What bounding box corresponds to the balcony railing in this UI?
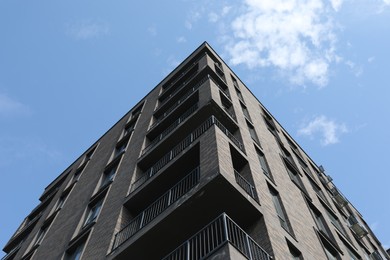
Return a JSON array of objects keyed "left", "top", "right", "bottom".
[
  {"left": 161, "top": 52, "right": 207, "bottom": 95},
  {"left": 162, "top": 213, "right": 272, "bottom": 260},
  {"left": 112, "top": 168, "right": 200, "bottom": 251},
  {"left": 234, "top": 170, "right": 258, "bottom": 203},
  {"left": 132, "top": 116, "right": 244, "bottom": 193},
  {"left": 141, "top": 103, "right": 198, "bottom": 156},
  {"left": 151, "top": 75, "right": 208, "bottom": 130},
  {"left": 159, "top": 64, "right": 199, "bottom": 107},
  {"left": 214, "top": 118, "right": 244, "bottom": 152},
  {"left": 209, "top": 74, "right": 230, "bottom": 99}
]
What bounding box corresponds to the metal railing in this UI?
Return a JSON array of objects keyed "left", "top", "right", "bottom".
[
  {"left": 132, "top": 117, "right": 214, "bottom": 192},
  {"left": 112, "top": 168, "right": 200, "bottom": 251},
  {"left": 151, "top": 75, "right": 208, "bottom": 129},
  {"left": 209, "top": 74, "right": 230, "bottom": 99},
  {"left": 132, "top": 116, "right": 244, "bottom": 193},
  {"left": 162, "top": 213, "right": 272, "bottom": 260},
  {"left": 159, "top": 65, "right": 199, "bottom": 107},
  {"left": 161, "top": 52, "right": 207, "bottom": 95},
  {"left": 234, "top": 170, "right": 258, "bottom": 202},
  {"left": 141, "top": 103, "right": 198, "bottom": 156},
  {"left": 214, "top": 118, "right": 244, "bottom": 152}
]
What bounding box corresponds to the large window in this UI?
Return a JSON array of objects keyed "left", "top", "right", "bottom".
[
  {"left": 256, "top": 148, "right": 273, "bottom": 179},
  {"left": 246, "top": 120, "right": 260, "bottom": 145},
  {"left": 287, "top": 240, "right": 303, "bottom": 260},
  {"left": 240, "top": 102, "right": 252, "bottom": 121},
  {"left": 325, "top": 209, "right": 349, "bottom": 239},
  {"left": 83, "top": 199, "right": 103, "bottom": 227},
  {"left": 34, "top": 227, "right": 47, "bottom": 247},
  {"left": 269, "top": 185, "right": 293, "bottom": 234},
  {"left": 65, "top": 240, "right": 86, "bottom": 260}
]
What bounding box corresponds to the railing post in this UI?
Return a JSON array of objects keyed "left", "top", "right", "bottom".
[
  {"left": 246, "top": 234, "right": 253, "bottom": 260},
  {"left": 186, "top": 240, "right": 191, "bottom": 260},
  {"left": 222, "top": 213, "right": 229, "bottom": 242},
  {"left": 139, "top": 212, "right": 145, "bottom": 229},
  {"left": 112, "top": 233, "right": 118, "bottom": 251},
  {"left": 168, "top": 189, "right": 172, "bottom": 206}
]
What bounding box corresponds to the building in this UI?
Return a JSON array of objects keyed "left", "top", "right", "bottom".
[{"left": 2, "top": 42, "right": 389, "bottom": 260}]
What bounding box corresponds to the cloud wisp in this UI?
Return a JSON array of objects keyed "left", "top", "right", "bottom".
[
  {"left": 298, "top": 115, "right": 348, "bottom": 146},
  {"left": 0, "top": 93, "right": 30, "bottom": 117},
  {"left": 66, "top": 20, "right": 109, "bottom": 40},
  {"left": 219, "top": 0, "right": 342, "bottom": 87}
]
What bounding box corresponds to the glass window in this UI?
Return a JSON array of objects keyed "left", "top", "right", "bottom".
[
  {"left": 84, "top": 200, "right": 103, "bottom": 227},
  {"left": 269, "top": 186, "right": 291, "bottom": 233},
  {"left": 240, "top": 102, "right": 251, "bottom": 121},
  {"left": 324, "top": 247, "right": 338, "bottom": 260},
  {"left": 100, "top": 165, "right": 117, "bottom": 189},
  {"left": 34, "top": 226, "right": 47, "bottom": 246},
  {"left": 247, "top": 121, "right": 260, "bottom": 145},
  {"left": 66, "top": 241, "right": 85, "bottom": 260},
  {"left": 256, "top": 148, "right": 272, "bottom": 179}
]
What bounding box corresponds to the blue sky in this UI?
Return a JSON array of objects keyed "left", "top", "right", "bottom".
[{"left": 1, "top": 0, "right": 389, "bottom": 256}]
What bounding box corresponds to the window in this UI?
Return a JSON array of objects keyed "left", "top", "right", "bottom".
[
  {"left": 235, "top": 87, "right": 245, "bottom": 102},
  {"left": 325, "top": 209, "right": 349, "bottom": 238},
  {"left": 285, "top": 163, "right": 308, "bottom": 195},
  {"left": 112, "top": 138, "right": 128, "bottom": 159},
  {"left": 246, "top": 121, "right": 260, "bottom": 145},
  {"left": 287, "top": 240, "right": 303, "bottom": 260},
  {"left": 123, "top": 121, "right": 135, "bottom": 138},
  {"left": 83, "top": 199, "right": 103, "bottom": 227},
  {"left": 131, "top": 103, "right": 143, "bottom": 118},
  {"left": 240, "top": 102, "right": 252, "bottom": 121},
  {"left": 72, "top": 165, "right": 85, "bottom": 183},
  {"left": 99, "top": 164, "right": 117, "bottom": 189},
  {"left": 295, "top": 153, "right": 316, "bottom": 180},
  {"left": 324, "top": 246, "right": 339, "bottom": 260},
  {"left": 269, "top": 185, "right": 292, "bottom": 233},
  {"left": 256, "top": 148, "right": 273, "bottom": 179},
  {"left": 54, "top": 191, "right": 70, "bottom": 211},
  {"left": 309, "top": 178, "right": 331, "bottom": 206},
  {"left": 220, "top": 91, "right": 235, "bottom": 119},
  {"left": 231, "top": 74, "right": 239, "bottom": 88},
  {"left": 65, "top": 240, "right": 85, "bottom": 260},
  {"left": 34, "top": 226, "right": 47, "bottom": 246}
]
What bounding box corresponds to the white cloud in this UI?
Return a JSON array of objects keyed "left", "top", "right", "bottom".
[
  {"left": 298, "top": 115, "right": 348, "bottom": 146},
  {"left": 0, "top": 93, "right": 30, "bottom": 117},
  {"left": 383, "top": 0, "right": 390, "bottom": 5},
  {"left": 208, "top": 12, "right": 219, "bottom": 23},
  {"left": 185, "top": 10, "right": 202, "bottom": 30},
  {"left": 177, "top": 36, "right": 187, "bottom": 43},
  {"left": 66, "top": 20, "right": 109, "bottom": 40},
  {"left": 221, "top": 0, "right": 341, "bottom": 87},
  {"left": 330, "top": 0, "right": 343, "bottom": 11},
  {"left": 148, "top": 25, "right": 157, "bottom": 37},
  {"left": 345, "top": 60, "right": 363, "bottom": 77}
]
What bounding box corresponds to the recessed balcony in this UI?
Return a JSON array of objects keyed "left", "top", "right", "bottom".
[{"left": 109, "top": 170, "right": 263, "bottom": 260}]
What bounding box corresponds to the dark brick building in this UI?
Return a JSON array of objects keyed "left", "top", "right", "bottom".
[{"left": 2, "top": 42, "right": 389, "bottom": 260}]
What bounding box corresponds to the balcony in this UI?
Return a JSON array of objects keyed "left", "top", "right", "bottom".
[
  {"left": 153, "top": 75, "right": 208, "bottom": 126},
  {"left": 159, "top": 63, "right": 199, "bottom": 107},
  {"left": 234, "top": 170, "right": 258, "bottom": 203},
  {"left": 160, "top": 52, "right": 207, "bottom": 98},
  {"left": 113, "top": 168, "right": 200, "bottom": 251},
  {"left": 330, "top": 187, "right": 348, "bottom": 208},
  {"left": 109, "top": 169, "right": 263, "bottom": 260},
  {"left": 348, "top": 215, "right": 368, "bottom": 238},
  {"left": 162, "top": 213, "right": 272, "bottom": 260},
  {"left": 134, "top": 116, "right": 244, "bottom": 193},
  {"left": 141, "top": 103, "right": 198, "bottom": 157}
]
